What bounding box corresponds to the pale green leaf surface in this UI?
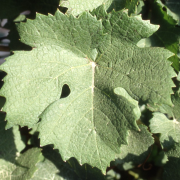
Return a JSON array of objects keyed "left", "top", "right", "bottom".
[
  {"left": 0, "top": 8, "right": 175, "bottom": 172},
  {"left": 60, "top": 0, "right": 140, "bottom": 16},
  {"left": 60, "top": 0, "right": 108, "bottom": 15},
  {"left": 163, "top": 143, "right": 180, "bottom": 180},
  {"left": 11, "top": 148, "right": 43, "bottom": 180},
  {"left": 150, "top": 93, "right": 180, "bottom": 148},
  {"left": 114, "top": 87, "right": 141, "bottom": 120},
  {"left": 113, "top": 125, "right": 154, "bottom": 168},
  {"left": 0, "top": 113, "right": 25, "bottom": 180},
  {"left": 106, "top": 169, "right": 120, "bottom": 179},
  {"left": 150, "top": 112, "right": 180, "bottom": 149}
]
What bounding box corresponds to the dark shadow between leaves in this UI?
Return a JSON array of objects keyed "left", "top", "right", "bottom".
[
  {"left": 111, "top": 147, "right": 152, "bottom": 171},
  {"left": 0, "top": 112, "right": 20, "bottom": 164},
  {"left": 0, "top": 0, "right": 62, "bottom": 20},
  {"left": 42, "top": 145, "right": 106, "bottom": 180},
  {"left": 163, "top": 156, "right": 180, "bottom": 179},
  {"left": 162, "top": 136, "right": 177, "bottom": 151}
]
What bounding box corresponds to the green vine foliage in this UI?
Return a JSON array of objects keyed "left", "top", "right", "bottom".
[{"left": 0, "top": 0, "right": 180, "bottom": 179}]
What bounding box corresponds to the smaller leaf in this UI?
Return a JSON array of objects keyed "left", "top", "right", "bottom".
[
  {"left": 157, "top": 0, "right": 180, "bottom": 26},
  {"left": 0, "top": 112, "right": 25, "bottom": 179},
  {"left": 137, "top": 0, "right": 180, "bottom": 71},
  {"left": 12, "top": 148, "right": 43, "bottom": 180},
  {"left": 150, "top": 93, "right": 180, "bottom": 149},
  {"left": 60, "top": 0, "right": 108, "bottom": 15},
  {"left": 113, "top": 124, "right": 154, "bottom": 169},
  {"left": 61, "top": 0, "right": 140, "bottom": 16},
  {"left": 125, "top": 0, "right": 139, "bottom": 15},
  {"left": 163, "top": 142, "right": 180, "bottom": 180}
]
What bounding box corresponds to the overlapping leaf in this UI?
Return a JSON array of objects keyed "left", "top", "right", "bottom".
[
  {"left": 157, "top": 0, "right": 180, "bottom": 26},
  {"left": 0, "top": 113, "right": 25, "bottom": 179},
  {"left": 11, "top": 148, "right": 43, "bottom": 180},
  {"left": 137, "top": 0, "right": 180, "bottom": 71},
  {"left": 150, "top": 93, "right": 180, "bottom": 149},
  {"left": 60, "top": 0, "right": 140, "bottom": 15},
  {"left": 113, "top": 124, "right": 154, "bottom": 169},
  {"left": 0, "top": 6, "right": 175, "bottom": 172},
  {"left": 60, "top": 0, "right": 108, "bottom": 15},
  {"left": 163, "top": 142, "right": 180, "bottom": 180}
]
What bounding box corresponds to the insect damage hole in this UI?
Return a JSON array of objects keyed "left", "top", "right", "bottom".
[{"left": 60, "top": 84, "right": 71, "bottom": 98}]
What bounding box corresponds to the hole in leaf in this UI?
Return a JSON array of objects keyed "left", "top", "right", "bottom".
[
  {"left": 162, "top": 7, "right": 167, "bottom": 12},
  {"left": 60, "top": 84, "right": 70, "bottom": 98}
]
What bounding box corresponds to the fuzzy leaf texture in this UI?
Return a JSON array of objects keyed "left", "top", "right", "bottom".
[{"left": 0, "top": 7, "right": 175, "bottom": 172}]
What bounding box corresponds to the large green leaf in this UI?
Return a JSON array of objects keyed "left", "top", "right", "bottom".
[
  {"left": 0, "top": 7, "right": 175, "bottom": 172},
  {"left": 150, "top": 93, "right": 180, "bottom": 149},
  {"left": 163, "top": 142, "right": 180, "bottom": 180}
]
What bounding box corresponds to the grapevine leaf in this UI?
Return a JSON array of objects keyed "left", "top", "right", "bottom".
[
  {"left": 112, "top": 125, "right": 154, "bottom": 169},
  {"left": 0, "top": 8, "right": 175, "bottom": 172},
  {"left": 163, "top": 143, "right": 180, "bottom": 180},
  {"left": 150, "top": 93, "right": 180, "bottom": 149},
  {"left": 0, "top": 0, "right": 61, "bottom": 19},
  {"left": 137, "top": 0, "right": 180, "bottom": 71},
  {"left": 157, "top": 0, "right": 180, "bottom": 26},
  {"left": 11, "top": 148, "right": 43, "bottom": 180},
  {"left": 0, "top": 112, "right": 25, "bottom": 179}
]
